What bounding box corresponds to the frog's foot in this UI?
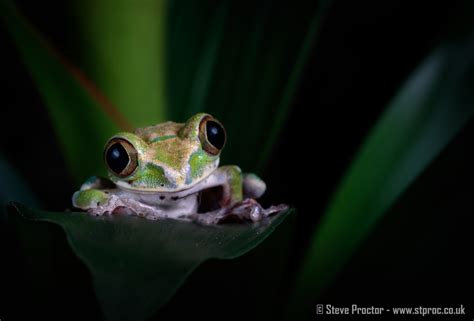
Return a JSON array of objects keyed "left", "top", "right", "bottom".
[
  {"left": 81, "top": 193, "right": 191, "bottom": 220},
  {"left": 190, "top": 199, "right": 288, "bottom": 225},
  {"left": 90, "top": 195, "right": 169, "bottom": 219},
  {"left": 74, "top": 189, "right": 195, "bottom": 220}
]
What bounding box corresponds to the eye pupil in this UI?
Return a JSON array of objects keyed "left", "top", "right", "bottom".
[
  {"left": 106, "top": 142, "right": 130, "bottom": 175},
  {"left": 206, "top": 120, "right": 225, "bottom": 150}
]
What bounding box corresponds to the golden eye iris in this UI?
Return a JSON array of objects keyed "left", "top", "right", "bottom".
[
  {"left": 104, "top": 138, "right": 138, "bottom": 177},
  {"left": 199, "top": 116, "right": 226, "bottom": 155}
]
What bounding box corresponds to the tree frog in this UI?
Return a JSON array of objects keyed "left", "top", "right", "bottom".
[{"left": 72, "top": 113, "right": 285, "bottom": 224}]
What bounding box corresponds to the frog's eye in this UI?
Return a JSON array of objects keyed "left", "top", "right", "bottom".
[
  {"left": 104, "top": 138, "right": 138, "bottom": 177},
  {"left": 199, "top": 116, "right": 226, "bottom": 155}
]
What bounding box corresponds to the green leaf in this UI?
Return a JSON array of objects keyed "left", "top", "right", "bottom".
[
  {"left": 167, "top": 0, "right": 329, "bottom": 172},
  {"left": 3, "top": 0, "right": 326, "bottom": 183},
  {"left": 73, "top": 0, "right": 167, "bottom": 127},
  {"left": 289, "top": 33, "right": 474, "bottom": 317},
  {"left": 9, "top": 203, "right": 292, "bottom": 321},
  {"left": 0, "top": 156, "right": 38, "bottom": 208},
  {"left": 0, "top": 1, "right": 131, "bottom": 182}
]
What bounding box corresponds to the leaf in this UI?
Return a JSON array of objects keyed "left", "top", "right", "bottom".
[
  {"left": 289, "top": 32, "right": 474, "bottom": 317},
  {"left": 73, "top": 0, "right": 167, "bottom": 127},
  {"left": 0, "top": 156, "right": 38, "bottom": 208},
  {"left": 166, "top": 0, "right": 329, "bottom": 172},
  {"left": 3, "top": 0, "right": 327, "bottom": 182},
  {"left": 8, "top": 203, "right": 292, "bottom": 321},
  {"left": 0, "top": 1, "right": 131, "bottom": 182}
]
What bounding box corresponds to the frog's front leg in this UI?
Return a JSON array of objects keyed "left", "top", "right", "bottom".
[
  {"left": 210, "top": 166, "right": 266, "bottom": 205},
  {"left": 73, "top": 176, "right": 193, "bottom": 219},
  {"left": 213, "top": 165, "right": 243, "bottom": 207},
  {"left": 192, "top": 166, "right": 270, "bottom": 224},
  {"left": 72, "top": 176, "right": 113, "bottom": 210},
  {"left": 73, "top": 176, "right": 151, "bottom": 217}
]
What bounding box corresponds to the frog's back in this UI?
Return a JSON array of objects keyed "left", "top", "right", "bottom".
[{"left": 134, "top": 121, "right": 183, "bottom": 144}]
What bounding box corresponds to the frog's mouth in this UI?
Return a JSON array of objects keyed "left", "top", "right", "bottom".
[
  {"left": 115, "top": 176, "right": 227, "bottom": 213},
  {"left": 114, "top": 172, "right": 224, "bottom": 200}
]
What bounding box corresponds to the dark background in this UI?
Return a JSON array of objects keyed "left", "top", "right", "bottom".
[{"left": 1, "top": 0, "right": 473, "bottom": 320}]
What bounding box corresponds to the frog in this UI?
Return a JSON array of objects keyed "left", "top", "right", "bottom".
[{"left": 72, "top": 113, "right": 286, "bottom": 224}]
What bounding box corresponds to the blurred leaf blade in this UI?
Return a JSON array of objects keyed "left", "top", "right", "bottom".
[
  {"left": 74, "top": 0, "right": 167, "bottom": 127},
  {"left": 257, "top": 0, "right": 330, "bottom": 171},
  {"left": 166, "top": 0, "right": 224, "bottom": 122},
  {"left": 185, "top": 0, "right": 229, "bottom": 117},
  {"left": 9, "top": 203, "right": 292, "bottom": 321},
  {"left": 0, "top": 1, "right": 130, "bottom": 182},
  {"left": 167, "top": 0, "right": 328, "bottom": 172},
  {"left": 290, "top": 33, "right": 474, "bottom": 316}
]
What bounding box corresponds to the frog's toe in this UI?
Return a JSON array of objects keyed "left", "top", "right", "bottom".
[
  {"left": 243, "top": 173, "right": 266, "bottom": 199},
  {"left": 72, "top": 189, "right": 110, "bottom": 210}
]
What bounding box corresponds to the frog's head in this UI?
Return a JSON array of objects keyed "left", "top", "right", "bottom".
[{"left": 103, "top": 113, "right": 226, "bottom": 193}]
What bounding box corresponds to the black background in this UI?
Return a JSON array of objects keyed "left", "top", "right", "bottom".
[{"left": 1, "top": 0, "right": 473, "bottom": 320}]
